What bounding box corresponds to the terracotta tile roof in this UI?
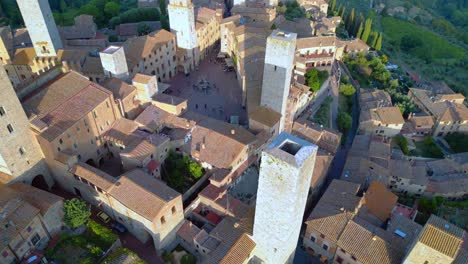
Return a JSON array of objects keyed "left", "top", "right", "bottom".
[
  {"left": 362, "top": 181, "right": 398, "bottom": 222},
  {"left": 359, "top": 89, "right": 392, "bottom": 110},
  {"left": 190, "top": 118, "right": 256, "bottom": 169},
  {"left": 220, "top": 233, "right": 256, "bottom": 264},
  {"left": 418, "top": 215, "right": 464, "bottom": 258},
  {"left": 342, "top": 38, "right": 370, "bottom": 53},
  {"left": 387, "top": 214, "right": 422, "bottom": 248},
  {"left": 135, "top": 105, "right": 195, "bottom": 131},
  {"left": 296, "top": 36, "right": 337, "bottom": 50},
  {"left": 310, "top": 153, "right": 333, "bottom": 189},
  {"left": 0, "top": 186, "right": 41, "bottom": 249},
  {"left": 337, "top": 218, "right": 406, "bottom": 264},
  {"left": 70, "top": 163, "right": 117, "bottom": 191},
  {"left": 104, "top": 118, "right": 142, "bottom": 145},
  {"left": 306, "top": 180, "right": 361, "bottom": 242},
  {"left": 109, "top": 169, "right": 180, "bottom": 220},
  {"left": 373, "top": 107, "right": 404, "bottom": 125},
  {"left": 59, "top": 15, "right": 96, "bottom": 40},
  {"left": 177, "top": 220, "right": 201, "bottom": 246},
  {"left": 81, "top": 56, "right": 103, "bottom": 74},
  {"left": 248, "top": 106, "right": 281, "bottom": 127},
  {"left": 426, "top": 177, "right": 468, "bottom": 195},
  {"left": 9, "top": 183, "right": 63, "bottom": 215},
  {"left": 132, "top": 73, "right": 153, "bottom": 84},
  {"left": 123, "top": 29, "right": 175, "bottom": 68},
  {"left": 121, "top": 134, "right": 170, "bottom": 162},
  {"left": 409, "top": 115, "right": 434, "bottom": 127},
  {"left": 22, "top": 71, "right": 113, "bottom": 141},
  {"left": 199, "top": 184, "right": 251, "bottom": 218},
  {"left": 102, "top": 77, "right": 137, "bottom": 100},
  {"left": 292, "top": 119, "right": 342, "bottom": 154}
]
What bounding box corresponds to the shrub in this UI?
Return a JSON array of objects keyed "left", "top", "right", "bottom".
[
  {"left": 86, "top": 220, "right": 118, "bottom": 249},
  {"left": 181, "top": 254, "right": 196, "bottom": 264},
  {"left": 305, "top": 69, "right": 329, "bottom": 92},
  {"left": 337, "top": 111, "right": 352, "bottom": 134},
  {"left": 63, "top": 198, "right": 91, "bottom": 229},
  {"left": 313, "top": 96, "right": 332, "bottom": 126},
  {"left": 339, "top": 83, "right": 356, "bottom": 96}
]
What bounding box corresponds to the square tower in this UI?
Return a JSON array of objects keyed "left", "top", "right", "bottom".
[
  {"left": 168, "top": 0, "right": 198, "bottom": 50},
  {"left": 16, "top": 0, "right": 63, "bottom": 57},
  {"left": 253, "top": 132, "right": 318, "bottom": 263},
  {"left": 100, "top": 46, "right": 129, "bottom": 81},
  {"left": 260, "top": 30, "right": 297, "bottom": 132},
  {"left": 0, "top": 65, "right": 51, "bottom": 187}
]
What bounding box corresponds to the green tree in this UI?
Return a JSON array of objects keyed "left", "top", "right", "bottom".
[
  {"left": 337, "top": 111, "right": 352, "bottom": 133},
  {"left": 161, "top": 13, "right": 170, "bottom": 30},
  {"left": 361, "top": 18, "right": 372, "bottom": 43},
  {"left": 160, "top": 0, "right": 167, "bottom": 15},
  {"left": 395, "top": 135, "right": 409, "bottom": 155},
  {"left": 330, "top": 0, "right": 337, "bottom": 13},
  {"left": 104, "top": 1, "right": 120, "bottom": 18},
  {"left": 356, "top": 22, "right": 363, "bottom": 38},
  {"left": 400, "top": 34, "right": 423, "bottom": 52},
  {"left": 339, "top": 83, "right": 356, "bottom": 96},
  {"left": 137, "top": 22, "right": 152, "bottom": 36},
  {"left": 60, "top": 0, "right": 67, "bottom": 12},
  {"left": 305, "top": 69, "right": 328, "bottom": 92},
  {"left": 79, "top": 3, "right": 100, "bottom": 20},
  {"left": 347, "top": 8, "right": 355, "bottom": 32},
  {"left": 375, "top": 33, "right": 382, "bottom": 51},
  {"left": 380, "top": 54, "right": 388, "bottom": 64},
  {"left": 63, "top": 198, "right": 91, "bottom": 229},
  {"left": 369, "top": 31, "right": 378, "bottom": 48}
]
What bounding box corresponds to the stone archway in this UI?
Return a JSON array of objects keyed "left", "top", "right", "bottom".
[{"left": 32, "top": 174, "right": 49, "bottom": 190}]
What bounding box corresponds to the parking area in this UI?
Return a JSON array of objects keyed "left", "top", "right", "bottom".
[{"left": 167, "top": 53, "right": 247, "bottom": 125}]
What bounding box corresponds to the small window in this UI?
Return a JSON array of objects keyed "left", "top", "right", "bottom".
[
  {"left": 19, "top": 147, "right": 25, "bottom": 156},
  {"left": 171, "top": 206, "right": 176, "bottom": 214},
  {"left": 161, "top": 216, "right": 166, "bottom": 224},
  {"left": 351, "top": 256, "right": 357, "bottom": 261},
  {"left": 30, "top": 233, "right": 41, "bottom": 245},
  {"left": 310, "top": 235, "right": 316, "bottom": 242},
  {"left": 59, "top": 138, "right": 63, "bottom": 144},
  {"left": 93, "top": 111, "right": 98, "bottom": 118},
  {"left": 336, "top": 256, "right": 343, "bottom": 264},
  {"left": 106, "top": 101, "right": 110, "bottom": 108},
  {"left": 7, "top": 124, "right": 13, "bottom": 133},
  {"left": 0, "top": 106, "right": 5, "bottom": 116},
  {"left": 322, "top": 244, "right": 329, "bottom": 251}
]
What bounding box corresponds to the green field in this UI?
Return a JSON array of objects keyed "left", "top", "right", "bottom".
[{"left": 381, "top": 17, "right": 466, "bottom": 61}]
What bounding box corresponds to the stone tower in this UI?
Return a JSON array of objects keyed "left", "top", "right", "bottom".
[
  {"left": 260, "top": 30, "right": 297, "bottom": 132},
  {"left": 168, "top": 0, "right": 198, "bottom": 72},
  {"left": 0, "top": 26, "right": 13, "bottom": 65},
  {"left": 99, "top": 46, "right": 129, "bottom": 80},
  {"left": 16, "top": 0, "right": 63, "bottom": 57},
  {"left": 253, "top": 132, "right": 317, "bottom": 263},
  {"left": 0, "top": 64, "right": 52, "bottom": 187}
]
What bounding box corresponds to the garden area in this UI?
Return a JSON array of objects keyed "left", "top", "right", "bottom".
[
  {"left": 343, "top": 53, "right": 419, "bottom": 118},
  {"left": 162, "top": 245, "right": 196, "bottom": 264},
  {"left": 161, "top": 151, "right": 204, "bottom": 193},
  {"left": 46, "top": 220, "right": 118, "bottom": 264},
  {"left": 101, "top": 247, "right": 146, "bottom": 264},
  {"left": 409, "top": 136, "right": 444, "bottom": 159},
  {"left": 311, "top": 96, "right": 332, "bottom": 127},
  {"left": 445, "top": 132, "right": 468, "bottom": 153},
  {"left": 304, "top": 69, "right": 329, "bottom": 92},
  {"left": 398, "top": 194, "right": 468, "bottom": 227},
  {"left": 337, "top": 77, "right": 355, "bottom": 139}
]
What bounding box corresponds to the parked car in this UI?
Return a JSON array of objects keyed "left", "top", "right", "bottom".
[
  {"left": 111, "top": 222, "right": 127, "bottom": 233},
  {"left": 97, "top": 211, "right": 111, "bottom": 224}
]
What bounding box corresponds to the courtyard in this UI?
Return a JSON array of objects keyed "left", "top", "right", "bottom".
[{"left": 167, "top": 52, "right": 247, "bottom": 125}]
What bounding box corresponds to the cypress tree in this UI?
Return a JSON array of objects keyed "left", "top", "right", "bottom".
[
  {"left": 347, "top": 8, "right": 355, "bottom": 32},
  {"left": 331, "top": 0, "right": 337, "bottom": 13},
  {"left": 361, "top": 18, "right": 372, "bottom": 43},
  {"left": 375, "top": 32, "right": 383, "bottom": 51},
  {"left": 340, "top": 6, "right": 346, "bottom": 18},
  {"left": 356, "top": 22, "right": 363, "bottom": 38}
]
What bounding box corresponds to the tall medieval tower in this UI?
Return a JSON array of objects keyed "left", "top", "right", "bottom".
[
  {"left": 0, "top": 64, "right": 52, "bottom": 187},
  {"left": 260, "top": 30, "right": 297, "bottom": 132},
  {"left": 253, "top": 132, "right": 317, "bottom": 263},
  {"left": 168, "top": 0, "right": 199, "bottom": 72},
  {"left": 16, "top": 0, "right": 63, "bottom": 57}
]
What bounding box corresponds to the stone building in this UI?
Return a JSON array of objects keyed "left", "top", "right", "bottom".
[
  {"left": 0, "top": 26, "right": 13, "bottom": 65},
  {"left": 0, "top": 64, "right": 51, "bottom": 187},
  {"left": 123, "top": 30, "right": 178, "bottom": 81},
  {"left": 69, "top": 165, "right": 184, "bottom": 250},
  {"left": 295, "top": 36, "right": 340, "bottom": 75},
  {"left": 260, "top": 30, "right": 297, "bottom": 132},
  {"left": 102, "top": 77, "right": 141, "bottom": 120},
  {"left": 0, "top": 183, "right": 63, "bottom": 264},
  {"left": 409, "top": 88, "right": 468, "bottom": 136},
  {"left": 16, "top": 0, "right": 63, "bottom": 57},
  {"left": 22, "top": 71, "right": 121, "bottom": 182},
  {"left": 253, "top": 132, "right": 318, "bottom": 263},
  {"left": 403, "top": 215, "right": 465, "bottom": 264},
  {"left": 358, "top": 106, "right": 405, "bottom": 137},
  {"left": 168, "top": 0, "right": 199, "bottom": 73}
]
